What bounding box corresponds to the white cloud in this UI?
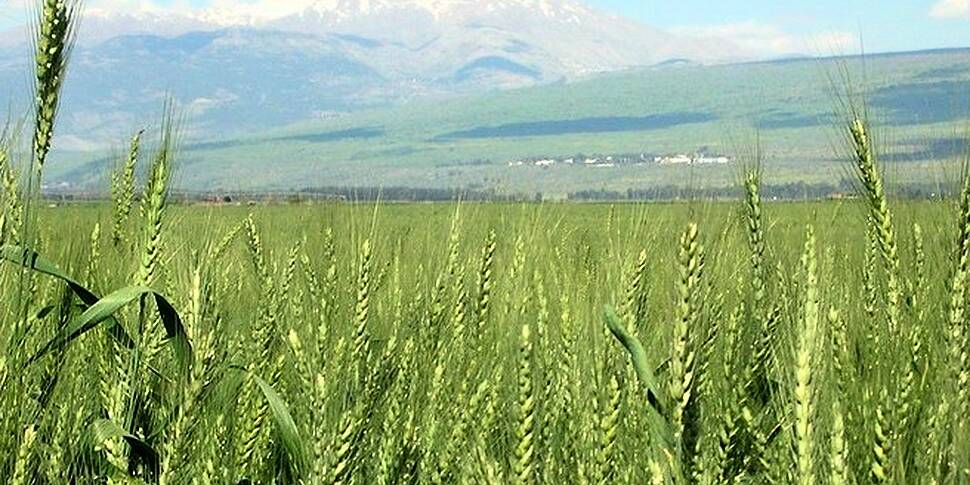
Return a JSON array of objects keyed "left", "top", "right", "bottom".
[
  {"left": 930, "top": 0, "right": 970, "bottom": 19},
  {"left": 672, "top": 21, "right": 861, "bottom": 57},
  {"left": 198, "top": 0, "right": 322, "bottom": 20},
  {"left": 672, "top": 22, "right": 795, "bottom": 55},
  {"left": 806, "top": 31, "right": 863, "bottom": 56},
  {"left": 85, "top": 0, "right": 318, "bottom": 22}
]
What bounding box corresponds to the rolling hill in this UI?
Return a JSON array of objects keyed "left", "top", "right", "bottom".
[{"left": 43, "top": 47, "right": 970, "bottom": 196}]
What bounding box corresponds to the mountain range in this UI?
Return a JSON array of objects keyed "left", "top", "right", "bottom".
[
  {"left": 3, "top": 0, "right": 966, "bottom": 196},
  {"left": 37, "top": 46, "right": 970, "bottom": 195},
  {"left": 0, "top": 0, "right": 752, "bottom": 148}
]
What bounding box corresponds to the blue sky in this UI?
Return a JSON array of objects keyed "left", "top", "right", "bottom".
[
  {"left": 590, "top": 0, "right": 970, "bottom": 53},
  {"left": 1, "top": 0, "right": 968, "bottom": 54}
]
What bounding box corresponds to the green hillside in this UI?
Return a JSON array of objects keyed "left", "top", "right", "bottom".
[{"left": 49, "top": 48, "right": 970, "bottom": 196}]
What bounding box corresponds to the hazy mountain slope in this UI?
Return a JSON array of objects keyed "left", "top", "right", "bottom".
[
  {"left": 0, "top": 29, "right": 392, "bottom": 147},
  {"left": 0, "top": 0, "right": 751, "bottom": 148}
]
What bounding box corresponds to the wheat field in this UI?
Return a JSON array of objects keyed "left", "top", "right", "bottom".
[{"left": 1, "top": 1, "right": 969, "bottom": 484}]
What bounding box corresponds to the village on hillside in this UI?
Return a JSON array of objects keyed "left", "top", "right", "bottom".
[{"left": 506, "top": 150, "right": 733, "bottom": 168}]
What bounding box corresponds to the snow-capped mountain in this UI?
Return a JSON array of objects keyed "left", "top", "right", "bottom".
[
  {"left": 65, "top": 0, "right": 750, "bottom": 76},
  {"left": 0, "top": 0, "right": 753, "bottom": 147},
  {"left": 267, "top": 0, "right": 749, "bottom": 77}
]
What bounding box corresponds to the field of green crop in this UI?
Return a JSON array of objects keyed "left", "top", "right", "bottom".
[
  {"left": 5, "top": 170, "right": 970, "bottom": 483},
  {"left": 2, "top": 2, "right": 970, "bottom": 484}
]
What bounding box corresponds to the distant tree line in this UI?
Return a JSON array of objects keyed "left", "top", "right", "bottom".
[
  {"left": 293, "top": 186, "right": 530, "bottom": 202},
  {"left": 568, "top": 180, "right": 954, "bottom": 202},
  {"left": 42, "top": 180, "right": 954, "bottom": 204}
]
